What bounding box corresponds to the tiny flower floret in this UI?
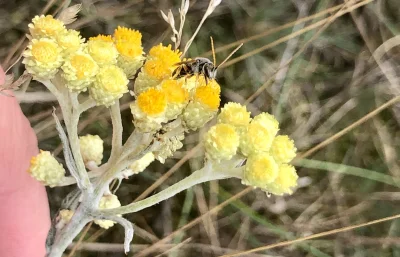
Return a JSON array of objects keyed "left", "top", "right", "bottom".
[
  {"left": 204, "top": 123, "right": 240, "bottom": 161},
  {"left": 270, "top": 135, "right": 297, "bottom": 164},
  {"left": 243, "top": 153, "right": 279, "bottom": 188},
  {"left": 29, "top": 15, "right": 65, "bottom": 38},
  {"left": 28, "top": 150, "right": 65, "bottom": 187},
  {"left": 137, "top": 88, "right": 167, "bottom": 116},
  {"left": 90, "top": 65, "right": 129, "bottom": 107},
  {"left": 79, "top": 134, "right": 104, "bottom": 165}
]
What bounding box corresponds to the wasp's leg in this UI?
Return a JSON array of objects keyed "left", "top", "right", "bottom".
[{"left": 172, "top": 66, "right": 182, "bottom": 79}]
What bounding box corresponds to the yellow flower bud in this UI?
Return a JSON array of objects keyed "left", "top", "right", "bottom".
[
  {"left": 129, "top": 152, "right": 155, "bottom": 174},
  {"left": 264, "top": 164, "right": 298, "bottom": 195},
  {"left": 79, "top": 134, "right": 103, "bottom": 165},
  {"left": 240, "top": 113, "right": 279, "bottom": 156},
  {"left": 218, "top": 102, "right": 251, "bottom": 128},
  {"left": 56, "top": 29, "right": 85, "bottom": 56},
  {"left": 270, "top": 135, "right": 297, "bottom": 164},
  {"left": 243, "top": 153, "right": 279, "bottom": 188},
  {"left": 28, "top": 150, "right": 65, "bottom": 187},
  {"left": 87, "top": 35, "right": 119, "bottom": 66},
  {"left": 28, "top": 15, "right": 66, "bottom": 39},
  {"left": 90, "top": 65, "right": 129, "bottom": 107},
  {"left": 204, "top": 124, "right": 240, "bottom": 161},
  {"left": 22, "top": 38, "right": 63, "bottom": 79},
  {"left": 94, "top": 194, "right": 121, "bottom": 229}
]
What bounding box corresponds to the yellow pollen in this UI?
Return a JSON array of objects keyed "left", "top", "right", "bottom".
[
  {"left": 31, "top": 41, "right": 59, "bottom": 63},
  {"left": 194, "top": 84, "right": 221, "bottom": 109},
  {"left": 90, "top": 34, "right": 113, "bottom": 42},
  {"left": 137, "top": 88, "right": 167, "bottom": 115},
  {"left": 71, "top": 55, "right": 97, "bottom": 79},
  {"left": 114, "top": 26, "right": 142, "bottom": 44},
  {"left": 143, "top": 59, "right": 171, "bottom": 80},
  {"left": 116, "top": 42, "right": 142, "bottom": 58},
  {"left": 161, "top": 79, "right": 188, "bottom": 104}
]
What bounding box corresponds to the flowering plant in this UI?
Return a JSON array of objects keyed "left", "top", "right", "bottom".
[{"left": 20, "top": 1, "right": 298, "bottom": 256}]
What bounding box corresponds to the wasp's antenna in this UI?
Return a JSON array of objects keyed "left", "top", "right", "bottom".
[
  {"left": 216, "top": 43, "right": 243, "bottom": 69},
  {"left": 210, "top": 36, "right": 216, "bottom": 66}
]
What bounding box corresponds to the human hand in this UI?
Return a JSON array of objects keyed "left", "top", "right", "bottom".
[{"left": 0, "top": 65, "right": 50, "bottom": 257}]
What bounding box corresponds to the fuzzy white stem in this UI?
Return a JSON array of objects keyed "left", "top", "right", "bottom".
[
  {"left": 109, "top": 101, "right": 123, "bottom": 163},
  {"left": 101, "top": 164, "right": 243, "bottom": 216}
]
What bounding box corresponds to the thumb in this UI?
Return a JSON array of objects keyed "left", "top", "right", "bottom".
[{"left": 0, "top": 71, "right": 51, "bottom": 257}]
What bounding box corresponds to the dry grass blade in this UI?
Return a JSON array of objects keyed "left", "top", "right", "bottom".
[
  {"left": 134, "top": 188, "right": 252, "bottom": 257},
  {"left": 298, "top": 95, "right": 400, "bottom": 159},
  {"left": 218, "top": 213, "right": 400, "bottom": 257},
  {"left": 221, "top": 0, "right": 374, "bottom": 69}
]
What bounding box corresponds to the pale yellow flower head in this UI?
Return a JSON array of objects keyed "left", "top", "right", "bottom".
[
  {"left": 22, "top": 38, "right": 63, "bottom": 79},
  {"left": 243, "top": 153, "right": 279, "bottom": 188},
  {"left": 204, "top": 123, "right": 240, "bottom": 161},
  {"left": 94, "top": 194, "right": 121, "bottom": 229},
  {"left": 240, "top": 112, "right": 279, "bottom": 156},
  {"left": 134, "top": 44, "right": 181, "bottom": 93},
  {"left": 193, "top": 79, "right": 221, "bottom": 110},
  {"left": 131, "top": 88, "right": 168, "bottom": 132},
  {"left": 264, "top": 164, "right": 298, "bottom": 195},
  {"left": 79, "top": 134, "right": 104, "bottom": 165},
  {"left": 270, "top": 135, "right": 297, "bottom": 164},
  {"left": 129, "top": 152, "right": 155, "bottom": 174},
  {"left": 218, "top": 102, "right": 251, "bottom": 128},
  {"left": 28, "top": 150, "right": 65, "bottom": 187},
  {"left": 161, "top": 79, "right": 189, "bottom": 120},
  {"left": 87, "top": 35, "right": 119, "bottom": 66},
  {"left": 90, "top": 65, "right": 129, "bottom": 107},
  {"left": 56, "top": 29, "right": 85, "bottom": 56},
  {"left": 182, "top": 78, "right": 221, "bottom": 130},
  {"left": 114, "top": 26, "right": 143, "bottom": 58},
  {"left": 29, "top": 15, "right": 66, "bottom": 39},
  {"left": 62, "top": 50, "right": 99, "bottom": 92}
]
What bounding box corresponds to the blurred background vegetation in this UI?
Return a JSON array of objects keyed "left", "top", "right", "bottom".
[{"left": 1, "top": 0, "right": 400, "bottom": 256}]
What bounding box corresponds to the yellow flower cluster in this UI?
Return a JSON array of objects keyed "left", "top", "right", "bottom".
[
  {"left": 23, "top": 15, "right": 144, "bottom": 107},
  {"left": 203, "top": 102, "right": 298, "bottom": 195},
  {"left": 28, "top": 150, "right": 65, "bottom": 187}
]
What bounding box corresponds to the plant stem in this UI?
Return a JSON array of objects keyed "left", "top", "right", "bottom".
[
  {"left": 101, "top": 165, "right": 243, "bottom": 216},
  {"left": 109, "top": 101, "right": 123, "bottom": 163}
]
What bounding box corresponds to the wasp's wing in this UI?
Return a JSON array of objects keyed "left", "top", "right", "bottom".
[{"left": 173, "top": 60, "right": 196, "bottom": 66}]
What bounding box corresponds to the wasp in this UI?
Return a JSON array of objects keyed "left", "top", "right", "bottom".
[{"left": 172, "top": 37, "right": 243, "bottom": 84}]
